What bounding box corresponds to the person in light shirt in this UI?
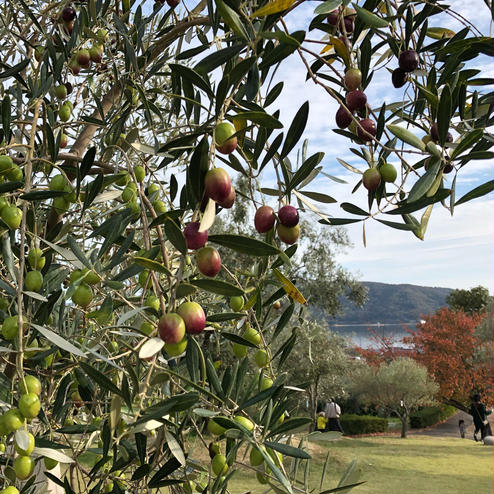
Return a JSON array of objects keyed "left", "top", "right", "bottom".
[{"left": 325, "top": 398, "right": 344, "bottom": 434}]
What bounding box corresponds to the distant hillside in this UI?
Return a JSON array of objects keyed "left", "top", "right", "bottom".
[{"left": 326, "top": 282, "right": 451, "bottom": 330}]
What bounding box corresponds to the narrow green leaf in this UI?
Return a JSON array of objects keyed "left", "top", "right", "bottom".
[
  {"left": 353, "top": 4, "right": 389, "bottom": 28},
  {"left": 451, "top": 129, "right": 483, "bottom": 159},
  {"left": 67, "top": 235, "right": 92, "bottom": 269},
  {"left": 376, "top": 219, "right": 416, "bottom": 230},
  {"left": 407, "top": 159, "right": 440, "bottom": 203},
  {"left": 31, "top": 324, "right": 85, "bottom": 357},
  {"left": 134, "top": 257, "right": 172, "bottom": 276},
  {"left": 232, "top": 111, "right": 283, "bottom": 129},
  {"left": 206, "top": 312, "right": 246, "bottom": 322},
  {"left": 169, "top": 64, "right": 214, "bottom": 98},
  {"left": 2, "top": 96, "right": 11, "bottom": 140},
  {"left": 320, "top": 481, "right": 367, "bottom": 493},
  {"left": 281, "top": 101, "right": 309, "bottom": 158},
  {"left": 0, "top": 181, "right": 23, "bottom": 194},
  {"left": 314, "top": 0, "right": 342, "bottom": 14},
  {"left": 387, "top": 125, "right": 426, "bottom": 151},
  {"left": 455, "top": 180, "right": 494, "bottom": 206},
  {"left": 0, "top": 59, "right": 30, "bottom": 80},
  {"left": 80, "top": 146, "right": 96, "bottom": 181},
  {"left": 340, "top": 203, "right": 369, "bottom": 216},
  {"left": 194, "top": 45, "right": 244, "bottom": 75},
  {"left": 437, "top": 85, "right": 452, "bottom": 145},
  {"left": 288, "top": 153, "right": 324, "bottom": 191},
  {"left": 208, "top": 234, "right": 279, "bottom": 256},
  {"left": 187, "top": 137, "right": 209, "bottom": 204},
  {"left": 385, "top": 189, "right": 451, "bottom": 214},
  {"left": 215, "top": 0, "right": 250, "bottom": 40},
  {"left": 164, "top": 219, "right": 187, "bottom": 255},
  {"left": 20, "top": 190, "right": 66, "bottom": 200},
  {"left": 319, "top": 218, "right": 363, "bottom": 225},
  {"left": 251, "top": 0, "right": 296, "bottom": 18},
  {"left": 298, "top": 190, "right": 337, "bottom": 204},
  {"left": 264, "top": 441, "right": 311, "bottom": 459},
  {"left": 79, "top": 361, "right": 124, "bottom": 398},
  {"left": 268, "top": 417, "right": 313, "bottom": 437},
  {"left": 220, "top": 332, "right": 259, "bottom": 348},
  {"left": 189, "top": 279, "right": 244, "bottom": 296}
]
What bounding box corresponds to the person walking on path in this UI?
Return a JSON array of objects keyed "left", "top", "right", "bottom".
[
  {"left": 325, "top": 398, "right": 344, "bottom": 433},
  {"left": 469, "top": 393, "right": 492, "bottom": 441},
  {"left": 458, "top": 419, "right": 466, "bottom": 439}
]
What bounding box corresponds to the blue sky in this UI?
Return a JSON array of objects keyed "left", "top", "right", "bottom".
[{"left": 173, "top": 0, "right": 493, "bottom": 291}]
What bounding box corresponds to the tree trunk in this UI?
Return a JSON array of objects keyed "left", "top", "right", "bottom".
[
  {"left": 308, "top": 377, "right": 320, "bottom": 431},
  {"left": 400, "top": 413, "right": 408, "bottom": 438}
]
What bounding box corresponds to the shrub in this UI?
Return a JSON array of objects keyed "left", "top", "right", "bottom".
[
  {"left": 340, "top": 414, "right": 388, "bottom": 435},
  {"left": 410, "top": 406, "right": 457, "bottom": 429}
]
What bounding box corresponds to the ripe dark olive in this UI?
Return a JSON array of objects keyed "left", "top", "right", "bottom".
[
  {"left": 343, "top": 16, "right": 354, "bottom": 33},
  {"left": 392, "top": 68, "right": 408, "bottom": 88},
  {"left": 346, "top": 90, "right": 367, "bottom": 112},
  {"left": 430, "top": 123, "right": 453, "bottom": 144},
  {"left": 278, "top": 205, "right": 299, "bottom": 227},
  {"left": 335, "top": 105, "right": 353, "bottom": 129},
  {"left": 443, "top": 163, "right": 454, "bottom": 173},
  {"left": 327, "top": 10, "right": 339, "bottom": 25},
  {"left": 430, "top": 123, "right": 439, "bottom": 142},
  {"left": 398, "top": 50, "right": 419, "bottom": 72},
  {"left": 254, "top": 206, "right": 276, "bottom": 233},
  {"left": 357, "top": 118, "right": 376, "bottom": 142},
  {"left": 61, "top": 6, "right": 76, "bottom": 22},
  {"left": 166, "top": 0, "right": 180, "bottom": 6}
]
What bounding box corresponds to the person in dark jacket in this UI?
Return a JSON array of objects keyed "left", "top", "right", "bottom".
[{"left": 469, "top": 393, "right": 492, "bottom": 441}]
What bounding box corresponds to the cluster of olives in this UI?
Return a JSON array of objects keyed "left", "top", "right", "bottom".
[
  {"left": 0, "top": 156, "right": 23, "bottom": 230},
  {"left": 327, "top": 7, "right": 357, "bottom": 41},
  {"left": 335, "top": 68, "right": 378, "bottom": 145},
  {"left": 0, "top": 375, "right": 45, "bottom": 486},
  {"left": 392, "top": 49, "right": 420, "bottom": 88},
  {"left": 119, "top": 166, "right": 167, "bottom": 217},
  {"left": 254, "top": 204, "right": 300, "bottom": 245}
]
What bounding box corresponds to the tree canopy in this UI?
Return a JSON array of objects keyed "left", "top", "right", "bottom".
[
  {"left": 348, "top": 357, "right": 438, "bottom": 437},
  {"left": 404, "top": 307, "right": 493, "bottom": 408},
  {"left": 446, "top": 286, "right": 492, "bottom": 315}
]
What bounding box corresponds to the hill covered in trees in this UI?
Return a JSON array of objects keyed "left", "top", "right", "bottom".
[{"left": 326, "top": 282, "right": 452, "bottom": 330}]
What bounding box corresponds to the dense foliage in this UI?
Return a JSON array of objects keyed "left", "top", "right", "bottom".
[
  {"left": 348, "top": 358, "right": 438, "bottom": 437},
  {"left": 446, "top": 286, "right": 492, "bottom": 315},
  {"left": 339, "top": 414, "right": 387, "bottom": 435},
  {"left": 0, "top": 0, "right": 491, "bottom": 492},
  {"left": 404, "top": 307, "right": 493, "bottom": 408},
  {"left": 409, "top": 405, "right": 456, "bottom": 429}
]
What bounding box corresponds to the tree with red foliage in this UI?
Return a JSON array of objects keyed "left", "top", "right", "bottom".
[
  {"left": 403, "top": 307, "right": 493, "bottom": 409},
  {"left": 354, "top": 329, "right": 410, "bottom": 367}
]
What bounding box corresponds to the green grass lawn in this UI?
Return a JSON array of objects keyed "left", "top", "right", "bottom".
[{"left": 227, "top": 435, "right": 494, "bottom": 494}]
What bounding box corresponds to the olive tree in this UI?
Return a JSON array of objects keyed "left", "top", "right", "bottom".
[
  {"left": 285, "top": 321, "right": 350, "bottom": 425},
  {"left": 348, "top": 358, "right": 439, "bottom": 438},
  {"left": 0, "top": 0, "right": 491, "bottom": 492}
]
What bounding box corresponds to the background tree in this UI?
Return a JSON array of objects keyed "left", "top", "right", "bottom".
[
  {"left": 403, "top": 307, "right": 492, "bottom": 409},
  {"left": 354, "top": 330, "right": 410, "bottom": 366},
  {"left": 348, "top": 358, "right": 438, "bottom": 438},
  {"left": 446, "top": 286, "right": 492, "bottom": 315},
  {"left": 284, "top": 321, "right": 350, "bottom": 425}
]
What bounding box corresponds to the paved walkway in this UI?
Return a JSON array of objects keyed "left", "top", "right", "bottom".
[{"left": 409, "top": 410, "right": 494, "bottom": 439}]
